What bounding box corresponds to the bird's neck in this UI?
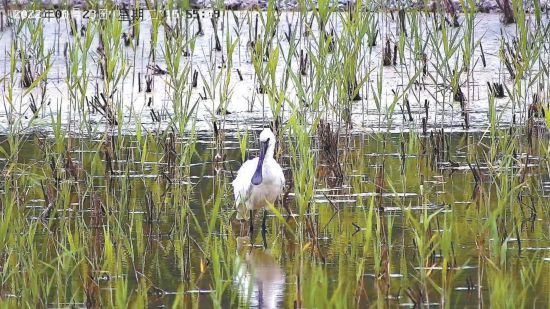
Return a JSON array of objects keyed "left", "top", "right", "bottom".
[{"left": 265, "top": 143, "right": 275, "bottom": 159}]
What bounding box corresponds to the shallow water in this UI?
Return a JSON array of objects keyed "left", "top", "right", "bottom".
[
  {"left": 1, "top": 5, "right": 550, "bottom": 308},
  {"left": 0, "top": 10, "right": 546, "bottom": 134},
  {"left": 1, "top": 129, "right": 550, "bottom": 307}
]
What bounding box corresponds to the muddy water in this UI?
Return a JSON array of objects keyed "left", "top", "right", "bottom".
[{"left": 1, "top": 129, "right": 549, "bottom": 307}]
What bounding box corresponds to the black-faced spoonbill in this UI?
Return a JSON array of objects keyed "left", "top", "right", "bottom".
[{"left": 233, "top": 128, "right": 285, "bottom": 235}]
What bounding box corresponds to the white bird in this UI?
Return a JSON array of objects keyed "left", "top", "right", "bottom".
[{"left": 233, "top": 128, "right": 285, "bottom": 233}]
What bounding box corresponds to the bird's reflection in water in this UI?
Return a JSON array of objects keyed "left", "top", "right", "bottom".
[{"left": 234, "top": 236, "right": 285, "bottom": 309}]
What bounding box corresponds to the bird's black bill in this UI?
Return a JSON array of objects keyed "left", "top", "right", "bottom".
[{"left": 251, "top": 139, "right": 269, "bottom": 185}]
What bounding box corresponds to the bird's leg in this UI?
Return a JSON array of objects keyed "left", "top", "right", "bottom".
[
  {"left": 249, "top": 210, "right": 254, "bottom": 235},
  {"left": 262, "top": 209, "right": 267, "bottom": 233}
]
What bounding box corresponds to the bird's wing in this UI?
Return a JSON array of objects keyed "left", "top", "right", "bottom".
[{"left": 232, "top": 158, "right": 258, "bottom": 219}]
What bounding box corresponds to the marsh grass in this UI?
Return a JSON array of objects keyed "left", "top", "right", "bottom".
[{"left": 1, "top": 0, "right": 550, "bottom": 307}]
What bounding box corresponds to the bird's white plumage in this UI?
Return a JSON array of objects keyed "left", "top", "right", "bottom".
[{"left": 233, "top": 128, "right": 285, "bottom": 219}]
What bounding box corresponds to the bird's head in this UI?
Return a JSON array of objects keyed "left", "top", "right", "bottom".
[
  {"left": 258, "top": 128, "right": 276, "bottom": 161},
  {"left": 251, "top": 128, "right": 276, "bottom": 186},
  {"left": 259, "top": 128, "right": 276, "bottom": 147}
]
